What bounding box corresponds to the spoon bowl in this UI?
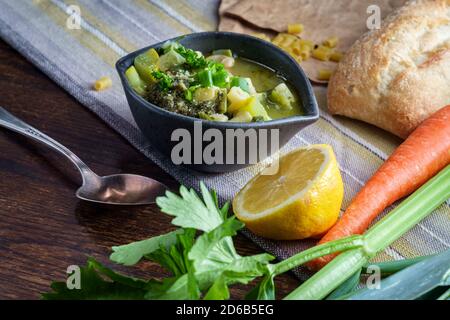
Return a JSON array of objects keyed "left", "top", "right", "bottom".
[
  {"left": 0, "top": 106, "right": 167, "bottom": 206},
  {"left": 76, "top": 173, "right": 167, "bottom": 205}
]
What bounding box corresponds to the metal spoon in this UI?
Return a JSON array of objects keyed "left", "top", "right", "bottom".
[{"left": 0, "top": 107, "right": 167, "bottom": 205}]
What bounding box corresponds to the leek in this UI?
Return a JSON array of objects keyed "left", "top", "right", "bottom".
[
  {"left": 284, "top": 165, "right": 450, "bottom": 300},
  {"left": 362, "top": 255, "right": 434, "bottom": 275},
  {"left": 197, "top": 69, "right": 213, "bottom": 87},
  {"left": 347, "top": 249, "right": 450, "bottom": 300}
]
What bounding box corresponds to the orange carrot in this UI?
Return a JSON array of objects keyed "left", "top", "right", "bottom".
[{"left": 309, "top": 105, "right": 450, "bottom": 270}]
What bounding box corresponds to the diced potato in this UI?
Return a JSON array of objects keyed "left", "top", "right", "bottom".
[
  {"left": 193, "top": 87, "right": 219, "bottom": 103},
  {"left": 270, "top": 83, "right": 295, "bottom": 110},
  {"left": 229, "top": 110, "right": 253, "bottom": 123},
  {"left": 239, "top": 97, "right": 271, "bottom": 121},
  {"left": 227, "top": 87, "right": 250, "bottom": 112},
  {"left": 207, "top": 55, "right": 235, "bottom": 68},
  {"left": 158, "top": 50, "right": 186, "bottom": 71}
]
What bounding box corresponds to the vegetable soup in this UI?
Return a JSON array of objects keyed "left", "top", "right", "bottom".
[{"left": 125, "top": 42, "right": 303, "bottom": 122}]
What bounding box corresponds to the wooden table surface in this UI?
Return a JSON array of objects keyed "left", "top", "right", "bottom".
[{"left": 0, "top": 39, "right": 299, "bottom": 300}]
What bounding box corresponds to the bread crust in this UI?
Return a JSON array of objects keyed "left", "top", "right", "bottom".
[{"left": 328, "top": 0, "right": 450, "bottom": 138}]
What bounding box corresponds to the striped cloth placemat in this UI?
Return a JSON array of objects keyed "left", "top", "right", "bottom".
[{"left": 0, "top": 0, "right": 448, "bottom": 280}]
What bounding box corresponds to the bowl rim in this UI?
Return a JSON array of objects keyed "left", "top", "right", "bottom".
[{"left": 116, "top": 31, "right": 319, "bottom": 128}]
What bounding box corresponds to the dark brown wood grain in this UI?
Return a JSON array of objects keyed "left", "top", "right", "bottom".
[{"left": 0, "top": 39, "right": 299, "bottom": 300}]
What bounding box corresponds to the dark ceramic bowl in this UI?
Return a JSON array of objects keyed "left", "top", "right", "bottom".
[{"left": 116, "top": 32, "right": 319, "bottom": 173}]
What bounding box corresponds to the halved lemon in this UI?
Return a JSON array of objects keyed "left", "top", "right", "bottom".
[{"left": 233, "top": 145, "right": 344, "bottom": 240}]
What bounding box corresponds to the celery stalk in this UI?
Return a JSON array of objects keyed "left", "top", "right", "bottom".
[{"left": 285, "top": 165, "right": 450, "bottom": 300}]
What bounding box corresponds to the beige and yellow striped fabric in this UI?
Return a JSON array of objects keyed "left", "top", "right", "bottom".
[{"left": 0, "top": 0, "right": 448, "bottom": 280}]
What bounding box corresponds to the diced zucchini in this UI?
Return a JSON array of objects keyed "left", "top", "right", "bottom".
[
  {"left": 193, "top": 87, "right": 219, "bottom": 103},
  {"left": 269, "top": 83, "right": 295, "bottom": 110},
  {"left": 134, "top": 48, "right": 159, "bottom": 83},
  {"left": 227, "top": 87, "right": 250, "bottom": 113},
  {"left": 244, "top": 78, "right": 257, "bottom": 95},
  {"left": 230, "top": 77, "right": 256, "bottom": 94},
  {"left": 199, "top": 112, "right": 229, "bottom": 122},
  {"left": 229, "top": 110, "right": 253, "bottom": 123},
  {"left": 212, "top": 49, "right": 233, "bottom": 57},
  {"left": 256, "top": 92, "right": 268, "bottom": 104},
  {"left": 158, "top": 50, "right": 186, "bottom": 71},
  {"left": 239, "top": 96, "right": 271, "bottom": 121},
  {"left": 125, "top": 66, "right": 147, "bottom": 96},
  {"left": 161, "top": 41, "right": 180, "bottom": 53},
  {"left": 217, "top": 88, "right": 228, "bottom": 114}
]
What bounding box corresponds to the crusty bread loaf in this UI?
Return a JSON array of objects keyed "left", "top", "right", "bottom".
[{"left": 328, "top": 0, "right": 450, "bottom": 138}]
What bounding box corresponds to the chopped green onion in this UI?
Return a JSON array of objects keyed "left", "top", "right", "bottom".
[
  {"left": 197, "top": 69, "right": 214, "bottom": 87},
  {"left": 212, "top": 70, "right": 229, "bottom": 88}
]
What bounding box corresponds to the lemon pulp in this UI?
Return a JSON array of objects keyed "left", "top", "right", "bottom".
[{"left": 233, "top": 145, "right": 344, "bottom": 240}]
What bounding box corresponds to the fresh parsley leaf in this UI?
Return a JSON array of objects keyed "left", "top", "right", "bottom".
[
  {"left": 189, "top": 217, "right": 244, "bottom": 272},
  {"left": 43, "top": 183, "right": 275, "bottom": 301},
  {"left": 110, "top": 229, "right": 185, "bottom": 266},
  {"left": 175, "top": 45, "right": 208, "bottom": 69},
  {"left": 145, "top": 271, "right": 200, "bottom": 300},
  {"left": 245, "top": 269, "right": 276, "bottom": 300},
  {"left": 156, "top": 182, "right": 224, "bottom": 232},
  {"left": 151, "top": 70, "right": 173, "bottom": 91},
  {"left": 189, "top": 216, "right": 274, "bottom": 290},
  {"left": 146, "top": 229, "right": 196, "bottom": 277},
  {"left": 42, "top": 258, "right": 153, "bottom": 300},
  {"left": 204, "top": 275, "right": 229, "bottom": 300}
]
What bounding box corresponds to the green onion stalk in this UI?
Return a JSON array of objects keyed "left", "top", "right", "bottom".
[{"left": 268, "top": 165, "right": 449, "bottom": 300}]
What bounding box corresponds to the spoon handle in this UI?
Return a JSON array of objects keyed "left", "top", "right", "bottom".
[{"left": 0, "top": 107, "right": 96, "bottom": 179}]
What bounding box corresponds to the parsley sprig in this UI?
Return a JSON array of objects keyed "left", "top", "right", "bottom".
[
  {"left": 42, "top": 172, "right": 450, "bottom": 300},
  {"left": 43, "top": 183, "right": 275, "bottom": 300}
]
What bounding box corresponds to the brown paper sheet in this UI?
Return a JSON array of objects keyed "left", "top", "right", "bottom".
[{"left": 219, "top": 0, "right": 407, "bottom": 83}]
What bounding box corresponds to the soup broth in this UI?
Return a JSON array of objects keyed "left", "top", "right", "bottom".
[{"left": 229, "top": 58, "right": 303, "bottom": 119}]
